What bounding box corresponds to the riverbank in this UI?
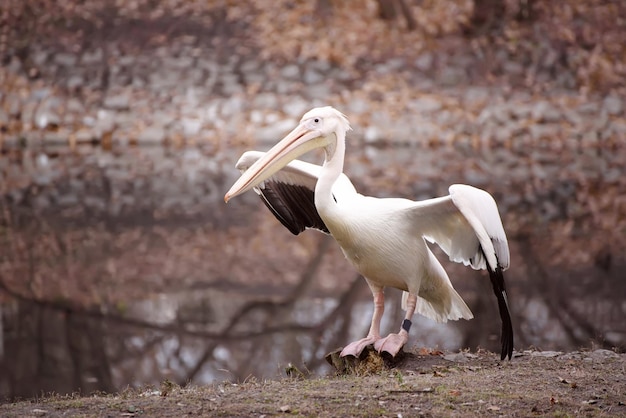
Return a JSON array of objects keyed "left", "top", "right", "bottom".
[{"left": 1, "top": 349, "right": 624, "bottom": 417}]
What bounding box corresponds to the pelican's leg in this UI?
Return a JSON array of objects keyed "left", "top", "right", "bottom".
[
  {"left": 340, "top": 286, "right": 384, "bottom": 357},
  {"left": 374, "top": 293, "right": 417, "bottom": 357}
]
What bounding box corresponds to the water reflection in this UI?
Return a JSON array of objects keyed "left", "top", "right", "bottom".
[
  {"left": 1, "top": 141, "right": 625, "bottom": 399},
  {"left": 111, "top": 287, "right": 465, "bottom": 385}
]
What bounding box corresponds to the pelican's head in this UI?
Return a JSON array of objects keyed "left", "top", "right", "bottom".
[
  {"left": 224, "top": 106, "right": 351, "bottom": 202},
  {"left": 300, "top": 106, "right": 351, "bottom": 138}
]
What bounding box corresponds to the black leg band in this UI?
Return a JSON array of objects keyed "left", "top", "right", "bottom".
[{"left": 401, "top": 319, "right": 412, "bottom": 333}]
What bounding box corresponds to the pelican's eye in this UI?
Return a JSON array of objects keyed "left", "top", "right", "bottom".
[{"left": 304, "top": 116, "right": 322, "bottom": 130}]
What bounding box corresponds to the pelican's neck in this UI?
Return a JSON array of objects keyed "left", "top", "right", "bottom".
[{"left": 315, "top": 132, "right": 346, "bottom": 214}]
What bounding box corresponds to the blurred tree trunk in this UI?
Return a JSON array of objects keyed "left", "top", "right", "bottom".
[
  {"left": 514, "top": 0, "right": 535, "bottom": 21},
  {"left": 0, "top": 300, "right": 115, "bottom": 400},
  {"left": 377, "top": 0, "right": 417, "bottom": 31},
  {"left": 378, "top": 0, "right": 397, "bottom": 21},
  {"left": 467, "top": 0, "right": 535, "bottom": 34},
  {"left": 469, "top": 0, "right": 505, "bottom": 32},
  {"left": 314, "top": 0, "right": 417, "bottom": 30}
]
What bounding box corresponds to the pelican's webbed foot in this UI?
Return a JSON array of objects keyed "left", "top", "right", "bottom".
[
  {"left": 340, "top": 336, "right": 380, "bottom": 358},
  {"left": 374, "top": 319, "right": 411, "bottom": 357},
  {"left": 374, "top": 331, "right": 408, "bottom": 357}
]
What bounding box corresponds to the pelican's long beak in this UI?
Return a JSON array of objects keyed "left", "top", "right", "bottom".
[{"left": 224, "top": 122, "right": 327, "bottom": 202}]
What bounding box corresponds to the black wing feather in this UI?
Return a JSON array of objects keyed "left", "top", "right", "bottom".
[
  {"left": 257, "top": 180, "right": 329, "bottom": 235},
  {"left": 481, "top": 247, "right": 514, "bottom": 360}
]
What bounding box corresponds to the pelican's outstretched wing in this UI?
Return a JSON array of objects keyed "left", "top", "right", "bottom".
[
  {"left": 406, "top": 185, "right": 509, "bottom": 271},
  {"left": 235, "top": 151, "right": 356, "bottom": 235},
  {"left": 404, "top": 184, "right": 513, "bottom": 360}
]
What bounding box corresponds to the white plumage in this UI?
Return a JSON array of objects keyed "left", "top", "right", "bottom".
[{"left": 226, "top": 106, "right": 513, "bottom": 360}]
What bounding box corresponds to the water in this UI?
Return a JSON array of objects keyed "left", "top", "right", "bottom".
[{"left": 1, "top": 140, "right": 624, "bottom": 399}]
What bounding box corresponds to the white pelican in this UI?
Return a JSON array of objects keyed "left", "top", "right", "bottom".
[{"left": 225, "top": 106, "right": 513, "bottom": 360}]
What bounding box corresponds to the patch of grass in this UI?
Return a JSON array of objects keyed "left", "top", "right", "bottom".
[{"left": 2, "top": 350, "right": 625, "bottom": 417}]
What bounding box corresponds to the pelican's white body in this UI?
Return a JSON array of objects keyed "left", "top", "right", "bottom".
[
  {"left": 321, "top": 189, "right": 480, "bottom": 322},
  {"left": 226, "top": 106, "right": 513, "bottom": 359}
]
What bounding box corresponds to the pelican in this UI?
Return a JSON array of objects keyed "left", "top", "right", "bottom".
[{"left": 225, "top": 106, "right": 513, "bottom": 360}]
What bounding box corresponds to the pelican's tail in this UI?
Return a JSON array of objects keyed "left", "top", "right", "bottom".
[{"left": 402, "top": 288, "right": 473, "bottom": 323}]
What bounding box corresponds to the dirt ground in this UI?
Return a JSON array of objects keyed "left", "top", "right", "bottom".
[{"left": 2, "top": 348, "right": 624, "bottom": 417}]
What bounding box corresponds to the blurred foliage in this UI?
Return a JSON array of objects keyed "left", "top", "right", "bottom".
[
  {"left": 226, "top": 0, "right": 473, "bottom": 66},
  {"left": 2, "top": 0, "right": 625, "bottom": 93}
]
